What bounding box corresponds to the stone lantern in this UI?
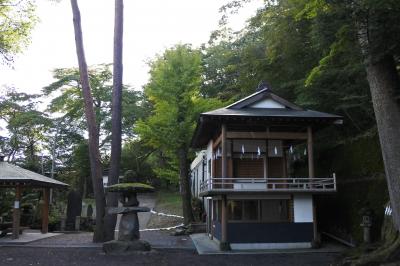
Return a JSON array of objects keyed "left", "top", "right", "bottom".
[
  {"left": 103, "top": 178, "right": 154, "bottom": 254},
  {"left": 360, "top": 206, "right": 373, "bottom": 244}
]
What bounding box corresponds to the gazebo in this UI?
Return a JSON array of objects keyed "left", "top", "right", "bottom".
[{"left": 0, "top": 155, "right": 69, "bottom": 239}]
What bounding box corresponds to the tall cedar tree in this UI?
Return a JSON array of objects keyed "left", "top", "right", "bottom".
[
  {"left": 293, "top": 1, "right": 400, "bottom": 260},
  {"left": 104, "top": 0, "right": 124, "bottom": 241},
  {"left": 70, "top": 0, "right": 106, "bottom": 242},
  {"left": 353, "top": 0, "right": 400, "bottom": 232}
]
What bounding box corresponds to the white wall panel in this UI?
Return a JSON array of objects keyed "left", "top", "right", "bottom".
[{"left": 293, "top": 194, "right": 313, "bottom": 223}]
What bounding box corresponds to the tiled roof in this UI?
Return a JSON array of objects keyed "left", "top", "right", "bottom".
[{"left": 202, "top": 107, "right": 341, "bottom": 119}]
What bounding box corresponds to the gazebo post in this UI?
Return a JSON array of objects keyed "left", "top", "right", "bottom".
[
  {"left": 41, "top": 187, "right": 50, "bottom": 234},
  {"left": 12, "top": 185, "right": 22, "bottom": 239}
]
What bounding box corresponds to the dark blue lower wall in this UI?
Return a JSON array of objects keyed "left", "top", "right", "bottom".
[
  {"left": 213, "top": 221, "right": 222, "bottom": 240},
  {"left": 213, "top": 221, "right": 313, "bottom": 243}
]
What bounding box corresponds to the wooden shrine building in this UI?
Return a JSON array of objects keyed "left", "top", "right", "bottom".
[{"left": 190, "top": 83, "right": 342, "bottom": 250}]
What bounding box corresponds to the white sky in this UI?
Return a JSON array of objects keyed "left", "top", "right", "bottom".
[{"left": 0, "top": 0, "right": 263, "bottom": 94}]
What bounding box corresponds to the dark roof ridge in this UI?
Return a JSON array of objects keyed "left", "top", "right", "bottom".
[
  {"left": 225, "top": 89, "right": 303, "bottom": 111},
  {"left": 225, "top": 87, "right": 269, "bottom": 109}
]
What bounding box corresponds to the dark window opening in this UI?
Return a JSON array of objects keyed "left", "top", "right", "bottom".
[
  {"left": 226, "top": 199, "right": 290, "bottom": 222},
  {"left": 261, "top": 199, "right": 289, "bottom": 222}
]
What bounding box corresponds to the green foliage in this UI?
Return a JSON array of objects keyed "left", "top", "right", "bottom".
[
  {"left": 43, "top": 64, "right": 147, "bottom": 147},
  {"left": 202, "top": 1, "right": 321, "bottom": 102},
  {"left": 203, "top": 0, "right": 386, "bottom": 141},
  {"left": 0, "top": 189, "right": 14, "bottom": 221},
  {"left": 0, "top": 88, "right": 52, "bottom": 169},
  {"left": 316, "top": 135, "right": 387, "bottom": 243},
  {"left": 137, "top": 44, "right": 223, "bottom": 183},
  {"left": 69, "top": 141, "right": 91, "bottom": 193},
  {"left": 121, "top": 140, "right": 155, "bottom": 181},
  {"left": 0, "top": 0, "right": 37, "bottom": 63}
]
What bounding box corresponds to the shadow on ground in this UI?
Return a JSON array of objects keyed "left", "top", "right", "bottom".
[{"left": 0, "top": 246, "right": 340, "bottom": 266}]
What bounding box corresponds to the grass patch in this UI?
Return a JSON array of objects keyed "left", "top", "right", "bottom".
[
  {"left": 146, "top": 190, "right": 183, "bottom": 229},
  {"left": 154, "top": 190, "right": 182, "bottom": 216}
]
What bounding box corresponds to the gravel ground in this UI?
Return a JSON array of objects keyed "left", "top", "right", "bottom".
[
  {"left": 27, "top": 230, "right": 194, "bottom": 249},
  {"left": 0, "top": 247, "right": 339, "bottom": 266},
  {"left": 28, "top": 232, "right": 96, "bottom": 247},
  {"left": 8, "top": 193, "right": 338, "bottom": 265},
  {"left": 139, "top": 230, "right": 194, "bottom": 249}
]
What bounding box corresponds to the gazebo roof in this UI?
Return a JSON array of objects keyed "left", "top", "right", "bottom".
[{"left": 0, "top": 161, "right": 69, "bottom": 189}]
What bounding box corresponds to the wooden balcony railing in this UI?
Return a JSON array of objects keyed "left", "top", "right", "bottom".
[{"left": 199, "top": 176, "right": 336, "bottom": 194}]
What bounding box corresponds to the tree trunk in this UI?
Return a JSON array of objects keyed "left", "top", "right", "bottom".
[
  {"left": 364, "top": 54, "right": 400, "bottom": 231},
  {"left": 70, "top": 0, "right": 106, "bottom": 243},
  {"left": 178, "top": 147, "right": 194, "bottom": 225},
  {"left": 104, "top": 0, "right": 124, "bottom": 241},
  {"left": 50, "top": 123, "right": 59, "bottom": 179},
  {"left": 355, "top": 10, "right": 400, "bottom": 232}
]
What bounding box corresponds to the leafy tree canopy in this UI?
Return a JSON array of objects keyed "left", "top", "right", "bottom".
[
  {"left": 137, "top": 44, "right": 222, "bottom": 182},
  {"left": 43, "top": 64, "right": 147, "bottom": 148},
  {"left": 0, "top": 0, "right": 37, "bottom": 63},
  {"left": 0, "top": 88, "right": 51, "bottom": 169}
]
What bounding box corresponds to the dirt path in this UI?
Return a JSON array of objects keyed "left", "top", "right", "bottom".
[
  {"left": 138, "top": 194, "right": 157, "bottom": 229},
  {"left": 27, "top": 193, "right": 193, "bottom": 249}
]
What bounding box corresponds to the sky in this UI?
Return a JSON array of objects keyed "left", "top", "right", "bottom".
[{"left": 0, "top": 0, "right": 263, "bottom": 95}]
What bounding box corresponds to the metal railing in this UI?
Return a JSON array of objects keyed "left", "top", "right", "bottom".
[{"left": 199, "top": 176, "right": 336, "bottom": 193}]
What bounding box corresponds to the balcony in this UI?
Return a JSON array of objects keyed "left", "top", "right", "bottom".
[{"left": 199, "top": 176, "right": 336, "bottom": 196}]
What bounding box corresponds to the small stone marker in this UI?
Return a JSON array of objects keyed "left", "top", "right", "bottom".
[
  {"left": 66, "top": 190, "right": 82, "bottom": 229},
  {"left": 75, "top": 216, "right": 81, "bottom": 231},
  {"left": 60, "top": 216, "right": 66, "bottom": 231},
  {"left": 87, "top": 204, "right": 93, "bottom": 218}
]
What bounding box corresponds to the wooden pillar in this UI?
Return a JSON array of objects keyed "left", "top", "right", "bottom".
[
  {"left": 221, "top": 124, "right": 227, "bottom": 179},
  {"left": 264, "top": 139, "right": 269, "bottom": 190},
  {"left": 265, "top": 139, "right": 269, "bottom": 179},
  {"left": 308, "top": 126, "right": 318, "bottom": 244},
  {"left": 12, "top": 185, "right": 22, "bottom": 239},
  {"left": 307, "top": 126, "right": 314, "bottom": 178},
  {"left": 211, "top": 138, "right": 215, "bottom": 180},
  {"left": 220, "top": 196, "right": 229, "bottom": 250},
  {"left": 228, "top": 138, "right": 233, "bottom": 178},
  {"left": 41, "top": 187, "right": 50, "bottom": 234},
  {"left": 263, "top": 156, "right": 267, "bottom": 179},
  {"left": 210, "top": 200, "right": 214, "bottom": 240},
  {"left": 312, "top": 196, "right": 319, "bottom": 244},
  {"left": 282, "top": 148, "right": 288, "bottom": 178},
  {"left": 220, "top": 124, "right": 229, "bottom": 250}
]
